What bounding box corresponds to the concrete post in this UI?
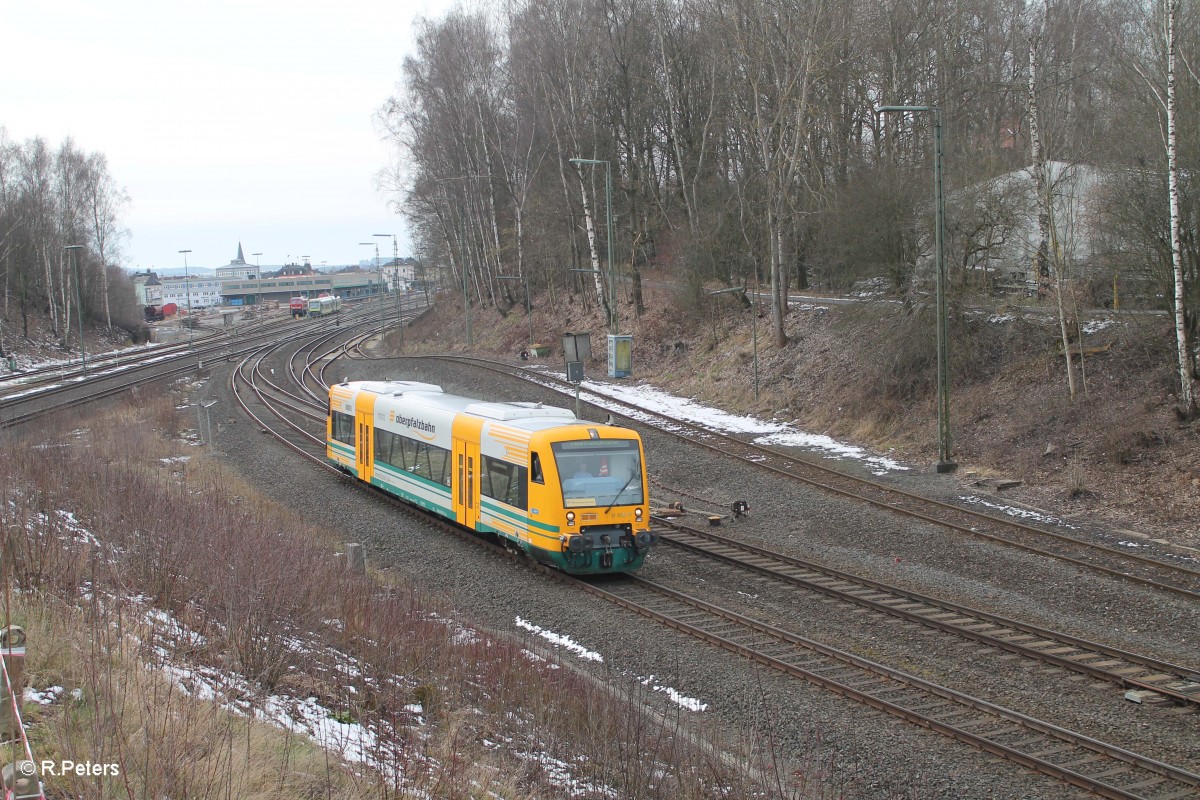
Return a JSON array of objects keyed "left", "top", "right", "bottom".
[
  {"left": 0, "top": 626, "right": 26, "bottom": 743},
  {"left": 2, "top": 761, "right": 41, "bottom": 799},
  {"left": 345, "top": 543, "right": 365, "bottom": 575}
]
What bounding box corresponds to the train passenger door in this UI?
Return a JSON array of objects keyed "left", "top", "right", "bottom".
[
  {"left": 355, "top": 391, "right": 377, "bottom": 483},
  {"left": 453, "top": 439, "right": 480, "bottom": 530}
]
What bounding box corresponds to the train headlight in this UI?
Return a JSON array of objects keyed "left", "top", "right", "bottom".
[
  {"left": 634, "top": 507, "right": 643, "bottom": 521},
  {"left": 566, "top": 511, "right": 576, "bottom": 526}
]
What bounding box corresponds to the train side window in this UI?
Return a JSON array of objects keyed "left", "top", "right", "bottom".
[
  {"left": 380, "top": 429, "right": 395, "bottom": 466},
  {"left": 481, "top": 455, "right": 528, "bottom": 510},
  {"left": 432, "top": 445, "right": 451, "bottom": 486},
  {"left": 399, "top": 436, "right": 417, "bottom": 473},
  {"left": 479, "top": 459, "right": 496, "bottom": 499},
  {"left": 414, "top": 442, "right": 433, "bottom": 480},
  {"left": 530, "top": 452, "right": 544, "bottom": 484}
]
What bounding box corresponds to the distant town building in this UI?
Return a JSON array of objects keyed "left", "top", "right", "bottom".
[
  {"left": 382, "top": 258, "right": 416, "bottom": 291},
  {"left": 214, "top": 242, "right": 258, "bottom": 281},
  {"left": 160, "top": 275, "right": 222, "bottom": 310},
  {"left": 272, "top": 260, "right": 315, "bottom": 278},
  {"left": 219, "top": 271, "right": 383, "bottom": 306},
  {"left": 131, "top": 271, "right": 163, "bottom": 306}
]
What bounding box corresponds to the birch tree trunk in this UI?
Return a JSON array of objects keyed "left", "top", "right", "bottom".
[
  {"left": 43, "top": 246, "right": 58, "bottom": 337},
  {"left": 1166, "top": 0, "right": 1196, "bottom": 414},
  {"left": 574, "top": 168, "right": 610, "bottom": 317},
  {"left": 1029, "top": 0, "right": 1076, "bottom": 397}
]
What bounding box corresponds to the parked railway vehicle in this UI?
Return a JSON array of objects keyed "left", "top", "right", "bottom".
[
  {"left": 290, "top": 296, "right": 308, "bottom": 318},
  {"left": 144, "top": 305, "right": 165, "bottom": 322},
  {"left": 308, "top": 294, "right": 342, "bottom": 317},
  {"left": 327, "top": 380, "right": 654, "bottom": 575}
]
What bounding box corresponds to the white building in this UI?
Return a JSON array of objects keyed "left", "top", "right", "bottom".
[
  {"left": 382, "top": 260, "right": 415, "bottom": 292},
  {"left": 954, "top": 161, "right": 1106, "bottom": 289},
  {"left": 214, "top": 242, "right": 259, "bottom": 281},
  {"left": 160, "top": 275, "right": 222, "bottom": 310},
  {"left": 131, "top": 271, "right": 164, "bottom": 306}
]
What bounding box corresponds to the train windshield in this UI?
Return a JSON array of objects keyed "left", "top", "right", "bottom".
[{"left": 551, "top": 439, "right": 644, "bottom": 508}]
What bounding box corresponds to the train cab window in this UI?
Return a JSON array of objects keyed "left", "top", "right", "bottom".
[
  {"left": 551, "top": 439, "right": 644, "bottom": 508},
  {"left": 331, "top": 411, "right": 355, "bottom": 445},
  {"left": 530, "top": 452, "right": 544, "bottom": 484}
]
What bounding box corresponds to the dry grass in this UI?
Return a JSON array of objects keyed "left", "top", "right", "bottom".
[
  {"left": 3, "top": 392, "right": 829, "bottom": 798},
  {"left": 15, "top": 592, "right": 372, "bottom": 800}
]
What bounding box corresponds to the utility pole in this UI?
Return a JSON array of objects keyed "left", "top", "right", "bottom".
[
  {"left": 359, "top": 241, "right": 385, "bottom": 339},
  {"left": 65, "top": 245, "right": 86, "bottom": 372},
  {"left": 374, "top": 233, "right": 397, "bottom": 346},
  {"left": 879, "top": 105, "right": 954, "bottom": 473},
  {"left": 178, "top": 249, "right": 193, "bottom": 350},
  {"left": 251, "top": 251, "right": 263, "bottom": 327}
]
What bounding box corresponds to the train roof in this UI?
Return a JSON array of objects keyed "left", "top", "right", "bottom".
[{"left": 339, "top": 379, "right": 581, "bottom": 426}]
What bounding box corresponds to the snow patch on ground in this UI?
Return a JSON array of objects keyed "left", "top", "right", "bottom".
[
  {"left": 516, "top": 618, "right": 708, "bottom": 713},
  {"left": 526, "top": 370, "right": 909, "bottom": 475},
  {"left": 515, "top": 616, "right": 602, "bottom": 662},
  {"left": 958, "top": 495, "right": 1075, "bottom": 528}
]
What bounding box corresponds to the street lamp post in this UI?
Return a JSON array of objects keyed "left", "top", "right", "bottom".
[
  {"left": 251, "top": 252, "right": 263, "bottom": 328},
  {"left": 879, "top": 105, "right": 954, "bottom": 473},
  {"left": 707, "top": 286, "right": 758, "bottom": 402},
  {"left": 178, "top": 249, "right": 193, "bottom": 350},
  {"left": 359, "top": 241, "right": 385, "bottom": 337},
  {"left": 498, "top": 275, "right": 532, "bottom": 349},
  {"left": 65, "top": 245, "right": 86, "bottom": 372},
  {"left": 569, "top": 158, "right": 617, "bottom": 335},
  {"left": 374, "top": 233, "right": 396, "bottom": 345}
]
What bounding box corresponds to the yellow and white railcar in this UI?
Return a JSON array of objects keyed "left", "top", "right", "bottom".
[
  {"left": 308, "top": 294, "right": 342, "bottom": 317},
  {"left": 327, "top": 380, "right": 654, "bottom": 574}
]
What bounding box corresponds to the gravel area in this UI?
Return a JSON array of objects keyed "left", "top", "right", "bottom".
[{"left": 206, "top": 350, "right": 1199, "bottom": 800}]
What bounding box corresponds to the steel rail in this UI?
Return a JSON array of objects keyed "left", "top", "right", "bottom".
[
  {"left": 654, "top": 515, "right": 1200, "bottom": 707},
  {"left": 411, "top": 355, "right": 1200, "bottom": 601},
  {"left": 236, "top": 342, "right": 1200, "bottom": 800},
  {"left": 585, "top": 576, "right": 1200, "bottom": 800}
]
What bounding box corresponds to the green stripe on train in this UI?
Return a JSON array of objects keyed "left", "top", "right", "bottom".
[
  {"left": 328, "top": 441, "right": 355, "bottom": 457},
  {"left": 479, "top": 497, "right": 560, "bottom": 534},
  {"left": 371, "top": 474, "right": 453, "bottom": 516}
]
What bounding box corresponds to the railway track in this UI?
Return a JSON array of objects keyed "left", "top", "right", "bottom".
[
  {"left": 0, "top": 309, "right": 366, "bottom": 430},
  {"left": 227, "top": 345, "right": 1200, "bottom": 798},
  {"left": 413, "top": 355, "right": 1200, "bottom": 602},
  {"left": 0, "top": 309, "right": 303, "bottom": 397},
  {"left": 653, "top": 515, "right": 1200, "bottom": 708},
  {"left": 580, "top": 574, "right": 1200, "bottom": 800},
  {"left": 230, "top": 299, "right": 425, "bottom": 455}
]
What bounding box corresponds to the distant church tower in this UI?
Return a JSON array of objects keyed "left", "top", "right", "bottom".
[{"left": 215, "top": 241, "right": 256, "bottom": 280}]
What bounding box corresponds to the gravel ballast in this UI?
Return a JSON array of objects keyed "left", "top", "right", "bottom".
[{"left": 208, "top": 351, "right": 1198, "bottom": 800}]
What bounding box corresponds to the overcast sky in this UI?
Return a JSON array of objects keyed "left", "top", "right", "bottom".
[{"left": 2, "top": 1, "right": 455, "bottom": 271}]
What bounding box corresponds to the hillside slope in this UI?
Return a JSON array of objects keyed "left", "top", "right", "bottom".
[{"left": 403, "top": 283, "right": 1199, "bottom": 546}]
